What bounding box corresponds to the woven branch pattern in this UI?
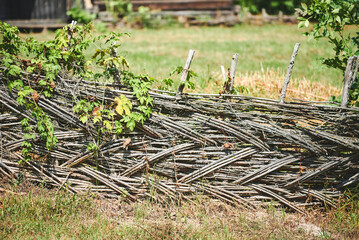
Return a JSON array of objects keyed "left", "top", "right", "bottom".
[{"left": 1, "top": 74, "right": 359, "bottom": 212}]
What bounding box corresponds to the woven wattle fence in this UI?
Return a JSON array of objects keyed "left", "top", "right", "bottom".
[{"left": 1, "top": 67, "right": 359, "bottom": 213}]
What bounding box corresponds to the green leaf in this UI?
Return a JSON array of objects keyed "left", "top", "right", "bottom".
[
  {"left": 301, "top": 2, "right": 307, "bottom": 11},
  {"left": 126, "top": 119, "right": 136, "bottom": 131},
  {"left": 21, "top": 118, "right": 29, "bottom": 126},
  {"left": 103, "top": 120, "right": 112, "bottom": 130},
  {"left": 43, "top": 91, "right": 51, "bottom": 98},
  {"left": 332, "top": 8, "right": 340, "bottom": 14},
  {"left": 7, "top": 65, "right": 21, "bottom": 77},
  {"left": 93, "top": 115, "right": 102, "bottom": 124},
  {"left": 26, "top": 66, "right": 35, "bottom": 73},
  {"left": 80, "top": 115, "right": 88, "bottom": 124},
  {"left": 115, "top": 121, "right": 123, "bottom": 134},
  {"left": 335, "top": 16, "right": 341, "bottom": 24}
]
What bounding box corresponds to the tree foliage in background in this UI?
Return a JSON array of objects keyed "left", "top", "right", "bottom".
[
  {"left": 236, "top": 0, "right": 309, "bottom": 14},
  {"left": 67, "top": 7, "right": 96, "bottom": 24},
  {"left": 298, "top": 0, "right": 359, "bottom": 106},
  {"left": 104, "top": 0, "right": 133, "bottom": 17},
  {"left": 67, "top": 0, "right": 96, "bottom": 24}
]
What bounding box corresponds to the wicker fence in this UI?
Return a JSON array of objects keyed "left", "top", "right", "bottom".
[{"left": 1, "top": 47, "right": 358, "bottom": 213}]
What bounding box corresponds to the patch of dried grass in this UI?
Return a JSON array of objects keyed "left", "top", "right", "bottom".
[{"left": 202, "top": 69, "right": 341, "bottom": 102}]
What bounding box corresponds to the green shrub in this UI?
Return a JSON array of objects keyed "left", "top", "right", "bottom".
[
  {"left": 236, "top": 0, "right": 309, "bottom": 14},
  {"left": 298, "top": 0, "right": 359, "bottom": 106},
  {"left": 66, "top": 7, "right": 96, "bottom": 24}
]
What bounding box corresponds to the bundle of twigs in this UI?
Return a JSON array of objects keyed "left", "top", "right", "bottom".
[{"left": 1, "top": 70, "right": 359, "bottom": 213}]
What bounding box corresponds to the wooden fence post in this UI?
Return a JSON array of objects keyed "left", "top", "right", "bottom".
[
  {"left": 221, "top": 65, "right": 226, "bottom": 81},
  {"left": 262, "top": 8, "right": 269, "bottom": 23},
  {"left": 65, "top": 20, "right": 77, "bottom": 51},
  {"left": 229, "top": 53, "right": 239, "bottom": 93},
  {"left": 341, "top": 56, "right": 359, "bottom": 108},
  {"left": 278, "top": 11, "right": 283, "bottom": 23},
  {"left": 223, "top": 54, "right": 239, "bottom": 94},
  {"left": 280, "top": 43, "right": 300, "bottom": 103},
  {"left": 67, "top": 20, "right": 77, "bottom": 41},
  {"left": 176, "top": 49, "right": 195, "bottom": 99}
]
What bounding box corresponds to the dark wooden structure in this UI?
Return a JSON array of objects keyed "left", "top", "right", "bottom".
[
  {"left": 131, "top": 0, "right": 233, "bottom": 11},
  {"left": 1, "top": 0, "right": 75, "bottom": 29},
  {"left": 93, "top": 0, "right": 236, "bottom": 25},
  {"left": 93, "top": 0, "right": 234, "bottom": 11}
]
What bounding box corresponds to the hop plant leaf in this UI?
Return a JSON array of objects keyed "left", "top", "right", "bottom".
[{"left": 114, "top": 95, "right": 132, "bottom": 116}]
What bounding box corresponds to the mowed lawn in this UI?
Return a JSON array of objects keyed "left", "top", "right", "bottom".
[
  {"left": 24, "top": 24, "right": 350, "bottom": 99},
  {"left": 119, "top": 25, "right": 343, "bottom": 87}
]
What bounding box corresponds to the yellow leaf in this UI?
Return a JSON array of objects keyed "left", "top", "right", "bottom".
[
  {"left": 115, "top": 95, "right": 132, "bottom": 116},
  {"left": 116, "top": 104, "right": 124, "bottom": 115},
  {"left": 124, "top": 106, "right": 131, "bottom": 115}
]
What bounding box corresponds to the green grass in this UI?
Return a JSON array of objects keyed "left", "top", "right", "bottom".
[
  {"left": 118, "top": 25, "right": 344, "bottom": 87},
  {"left": 25, "top": 24, "right": 347, "bottom": 89},
  {"left": 1, "top": 183, "right": 359, "bottom": 240}
]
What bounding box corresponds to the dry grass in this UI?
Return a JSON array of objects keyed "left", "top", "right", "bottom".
[
  {"left": 184, "top": 68, "right": 341, "bottom": 102},
  {"left": 1, "top": 181, "right": 359, "bottom": 240},
  {"left": 233, "top": 69, "right": 341, "bottom": 101}
]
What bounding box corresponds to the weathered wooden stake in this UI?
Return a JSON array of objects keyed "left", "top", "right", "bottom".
[
  {"left": 341, "top": 56, "right": 359, "bottom": 108},
  {"left": 176, "top": 49, "right": 195, "bottom": 99},
  {"left": 278, "top": 11, "right": 283, "bottom": 23},
  {"left": 67, "top": 20, "right": 77, "bottom": 42},
  {"left": 229, "top": 53, "right": 239, "bottom": 93},
  {"left": 221, "top": 65, "right": 226, "bottom": 81},
  {"left": 280, "top": 43, "right": 300, "bottom": 103}
]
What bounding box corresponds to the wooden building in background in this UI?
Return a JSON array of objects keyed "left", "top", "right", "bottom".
[
  {"left": 0, "top": 0, "right": 76, "bottom": 29},
  {"left": 1, "top": 0, "right": 236, "bottom": 29},
  {"left": 93, "top": 0, "right": 234, "bottom": 11},
  {"left": 130, "top": 0, "right": 234, "bottom": 11}
]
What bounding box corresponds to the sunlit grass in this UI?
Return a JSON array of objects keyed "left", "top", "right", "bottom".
[
  {"left": 1, "top": 182, "right": 359, "bottom": 239},
  {"left": 22, "top": 24, "right": 346, "bottom": 91},
  {"left": 118, "top": 24, "right": 344, "bottom": 88},
  {"left": 160, "top": 68, "right": 341, "bottom": 101}
]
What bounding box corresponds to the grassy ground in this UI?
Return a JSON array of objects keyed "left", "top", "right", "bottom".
[
  {"left": 22, "top": 24, "right": 351, "bottom": 101},
  {"left": 120, "top": 25, "right": 343, "bottom": 87},
  {"left": 1, "top": 181, "right": 359, "bottom": 240},
  {"left": 5, "top": 25, "right": 356, "bottom": 239}
]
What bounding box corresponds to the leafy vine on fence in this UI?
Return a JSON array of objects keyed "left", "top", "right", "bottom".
[{"left": 0, "top": 22, "right": 155, "bottom": 161}]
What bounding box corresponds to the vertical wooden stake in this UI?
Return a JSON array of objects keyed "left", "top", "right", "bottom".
[
  {"left": 67, "top": 20, "right": 77, "bottom": 41},
  {"left": 229, "top": 53, "right": 239, "bottom": 93},
  {"left": 262, "top": 8, "right": 268, "bottom": 23},
  {"left": 341, "top": 56, "right": 359, "bottom": 108},
  {"left": 221, "top": 65, "right": 226, "bottom": 81},
  {"left": 176, "top": 49, "right": 195, "bottom": 99},
  {"left": 278, "top": 11, "right": 283, "bottom": 23},
  {"left": 64, "top": 21, "right": 77, "bottom": 52},
  {"left": 280, "top": 43, "right": 300, "bottom": 103}
]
